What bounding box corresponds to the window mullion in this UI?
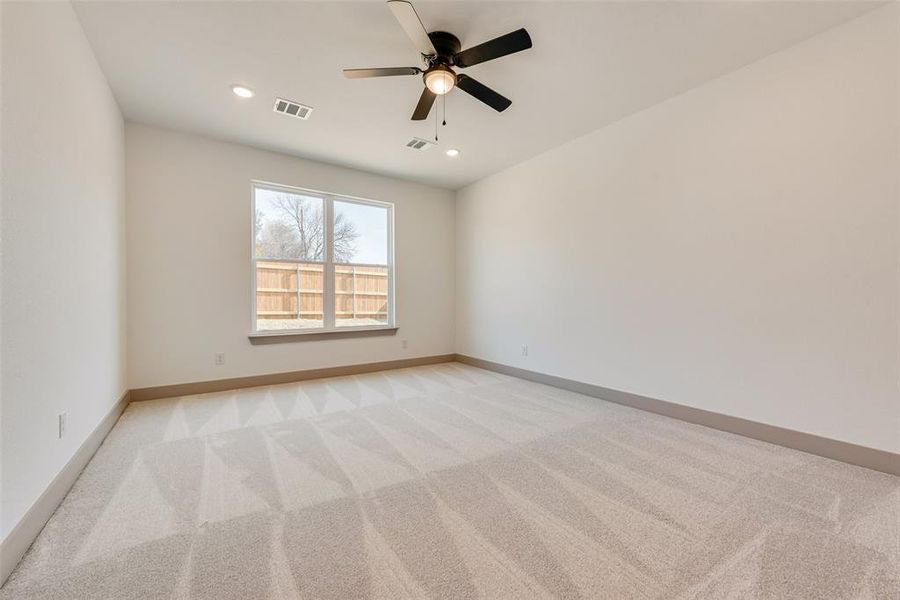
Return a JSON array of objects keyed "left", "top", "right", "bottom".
[{"left": 323, "top": 197, "right": 335, "bottom": 329}]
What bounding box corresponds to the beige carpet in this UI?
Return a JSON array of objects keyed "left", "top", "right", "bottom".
[{"left": 1, "top": 362, "right": 897, "bottom": 599}]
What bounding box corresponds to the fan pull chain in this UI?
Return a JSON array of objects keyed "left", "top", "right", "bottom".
[{"left": 434, "top": 94, "right": 448, "bottom": 142}]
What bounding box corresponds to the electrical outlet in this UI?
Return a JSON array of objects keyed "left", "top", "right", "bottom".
[
  {"left": 58, "top": 412, "right": 67, "bottom": 439},
  {"left": 401, "top": 339, "right": 408, "bottom": 350},
  {"left": 521, "top": 345, "right": 528, "bottom": 357},
  {"left": 215, "top": 352, "right": 225, "bottom": 366}
]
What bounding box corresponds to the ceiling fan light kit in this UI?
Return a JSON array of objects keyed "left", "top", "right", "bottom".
[
  {"left": 424, "top": 65, "right": 456, "bottom": 95},
  {"left": 343, "top": 0, "right": 532, "bottom": 121}
]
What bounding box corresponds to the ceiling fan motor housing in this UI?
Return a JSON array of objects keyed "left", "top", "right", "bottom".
[{"left": 428, "top": 31, "right": 462, "bottom": 64}]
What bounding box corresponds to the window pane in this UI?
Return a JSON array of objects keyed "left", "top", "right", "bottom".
[
  {"left": 256, "top": 261, "right": 323, "bottom": 330},
  {"left": 332, "top": 200, "right": 388, "bottom": 265},
  {"left": 255, "top": 188, "right": 324, "bottom": 261},
  {"left": 335, "top": 265, "right": 389, "bottom": 328}
]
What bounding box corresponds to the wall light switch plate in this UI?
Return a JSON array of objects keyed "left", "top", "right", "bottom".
[{"left": 58, "top": 412, "right": 67, "bottom": 439}]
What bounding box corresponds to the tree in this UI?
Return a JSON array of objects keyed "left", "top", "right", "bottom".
[
  {"left": 331, "top": 212, "right": 359, "bottom": 263},
  {"left": 254, "top": 208, "right": 265, "bottom": 240},
  {"left": 258, "top": 220, "right": 301, "bottom": 259},
  {"left": 269, "top": 193, "right": 359, "bottom": 262}
]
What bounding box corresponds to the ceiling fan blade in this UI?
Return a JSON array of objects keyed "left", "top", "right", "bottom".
[
  {"left": 411, "top": 87, "right": 436, "bottom": 120},
  {"left": 456, "top": 74, "right": 511, "bottom": 112},
  {"left": 453, "top": 28, "right": 532, "bottom": 68},
  {"left": 343, "top": 67, "right": 421, "bottom": 79},
  {"left": 387, "top": 0, "right": 437, "bottom": 57}
]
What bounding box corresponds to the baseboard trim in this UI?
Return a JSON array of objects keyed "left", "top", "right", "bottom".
[
  {"left": 455, "top": 354, "right": 899, "bottom": 477},
  {"left": 0, "top": 389, "right": 130, "bottom": 587},
  {"left": 129, "top": 354, "right": 457, "bottom": 402}
]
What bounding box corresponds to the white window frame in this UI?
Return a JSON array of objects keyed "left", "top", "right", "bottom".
[{"left": 249, "top": 180, "right": 395, "bottom": 337}]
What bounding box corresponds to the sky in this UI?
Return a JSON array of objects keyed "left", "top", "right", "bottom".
[{"left": 255, "top": 188, "right": 388, "bottom": 264}]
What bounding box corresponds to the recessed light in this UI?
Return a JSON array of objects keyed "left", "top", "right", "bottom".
[
  {"left": 231, "top": 85, "right": 254, "bottom": 98},
  {"left": 446, "top": 148, "right": 460, "bottom": 157}
]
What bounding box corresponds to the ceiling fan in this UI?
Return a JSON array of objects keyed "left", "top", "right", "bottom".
[{"left": 343, "top": 0, "right": 532, "bottom": 120}]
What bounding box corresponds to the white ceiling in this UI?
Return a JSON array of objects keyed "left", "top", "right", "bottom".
[{"left": 73, "top": 0, "right": 880, "bottom": 190}]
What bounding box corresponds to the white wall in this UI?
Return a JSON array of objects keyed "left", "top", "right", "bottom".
[
  {"left": 456, "top": 6, "right": 900, "bottom": 453},
  {"left": 126, "top": 124, "right": 455, "bottom": 389},
  {"left": 1, "top": 1, "right": 126, "bottom": 539}
]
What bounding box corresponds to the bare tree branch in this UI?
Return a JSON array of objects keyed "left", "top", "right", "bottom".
[
  {"left": 264, "top": 193, "right": 359, "bottom": 262},
  {"left": 332, "top": 213, "right": 358, "bottom": 262},
  {"left": 258, "top": 220, "right": 301, "bottom": 259}
]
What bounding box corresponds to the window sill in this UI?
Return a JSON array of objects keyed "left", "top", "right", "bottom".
[{"left": 248, "top": 325, "right": 398, "bottom": 344}]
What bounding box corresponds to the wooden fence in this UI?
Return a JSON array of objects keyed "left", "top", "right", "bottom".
[{"left": 256, "top": 261, "right": 388, "bottom": 322}]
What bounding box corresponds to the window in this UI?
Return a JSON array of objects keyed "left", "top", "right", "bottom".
[{"left": 252, "top": 182, "right": 393, "bottom": 334}]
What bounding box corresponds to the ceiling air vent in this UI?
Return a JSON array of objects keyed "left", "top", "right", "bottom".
[
  {"left": 405, "top": 137, "right": 435, "bottom": 150},
  {"left": 273, "top": 97, "right": 313, "bottom": 120}
]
